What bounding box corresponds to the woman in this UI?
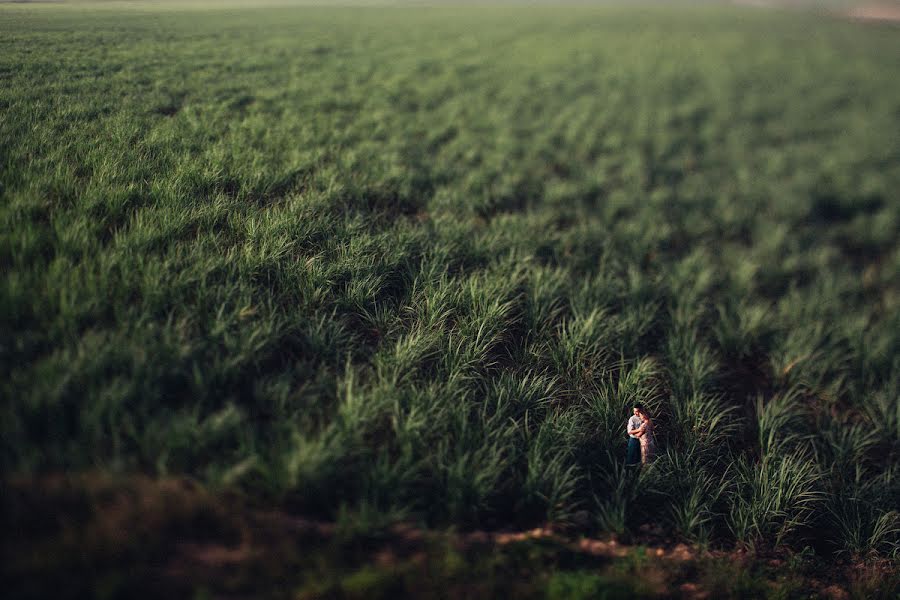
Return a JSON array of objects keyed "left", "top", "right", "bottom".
[{"left": 632, "top": 404, "right": 657, "bottom": 465}]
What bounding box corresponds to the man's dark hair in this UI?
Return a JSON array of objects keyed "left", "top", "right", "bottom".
[{"left": 632, "top": 403, "right": 644, "bottom": 411}]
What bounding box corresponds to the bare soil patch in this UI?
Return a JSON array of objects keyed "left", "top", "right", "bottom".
[{"left": 847, "top": 3, "right": 900, "bottom": 23}]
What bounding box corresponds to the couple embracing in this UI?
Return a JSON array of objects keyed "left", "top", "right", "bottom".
[{"left": 625, "top": 403, "right": 656, "bottom": 466}]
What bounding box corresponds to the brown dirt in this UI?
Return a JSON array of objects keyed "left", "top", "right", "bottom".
[
  {"left": 733, "top": 0, "right": 900, "bottom": 23},
  {"left": 847, "top": 3, "right": 900, "bottom": 23}
]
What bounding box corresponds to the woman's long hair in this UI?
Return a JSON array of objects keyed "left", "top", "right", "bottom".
[{"left": 633, "top": 405, "right": 651, "bottom": 423}]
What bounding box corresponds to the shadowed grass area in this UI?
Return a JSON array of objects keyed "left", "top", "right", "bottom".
[
  {"left": 4, "top": 474, "right": 898, "bottom": 600},
  {"left": 1, "top": 2, "right": 899, "bottom": 595}
]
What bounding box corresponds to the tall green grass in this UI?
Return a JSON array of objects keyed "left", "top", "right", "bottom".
[{"left": 1, "top": 2, "right": 898, "bottom": 560}]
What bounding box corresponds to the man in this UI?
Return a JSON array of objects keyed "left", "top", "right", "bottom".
[{"left": 625, "top": 405, "right": 643, "bottom": 466}]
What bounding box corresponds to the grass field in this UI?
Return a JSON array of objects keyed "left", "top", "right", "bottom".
[{"left": 2, "top": 1, "right": 899, "bottom": 597}]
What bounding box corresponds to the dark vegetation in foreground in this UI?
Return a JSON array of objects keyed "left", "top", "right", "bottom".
[
  {"left": 5, "top": 474, "right": 898, "bottom": 600},
  {"left": 1, "top": 2, "right": 898, "bottom": 595}
]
